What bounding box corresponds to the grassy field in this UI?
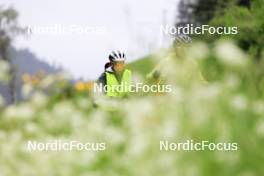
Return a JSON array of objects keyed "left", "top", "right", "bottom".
[{"left": 127, "top": 55, "right": 155, "bottom": 76}]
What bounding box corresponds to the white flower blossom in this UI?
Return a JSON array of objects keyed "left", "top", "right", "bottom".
[
  {"left": 230, "top": 95, "right": 247, "bottom": 110},
  {"left": 215, "top": 40, "right": 247, "bottom": 67},
  {"left": 22, "top": 83, "right": 33, "bottom": 98},
  {"left": 187, "top": 42, "right": 209, "bottom": 60}
]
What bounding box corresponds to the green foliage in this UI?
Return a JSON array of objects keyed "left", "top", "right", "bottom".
[
  {"left": 177, "top": 0, "right": 264, "bottom": 60},
  {"left": 209, "top": 0, "right": 264, "bottom": 59},
  {"left": 177, "top": 0, "right": 239, "bottom": 26}
]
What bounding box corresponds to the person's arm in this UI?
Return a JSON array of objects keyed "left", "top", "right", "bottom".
[{"left": 97, "top": 72, "right": 106, "bottom": 87}]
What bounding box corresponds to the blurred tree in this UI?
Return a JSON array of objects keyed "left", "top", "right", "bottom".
[
  {"left": 209, "top": 0, "right": 264, "bottom": 60},
  {"left": 0, "top": 6, "right": 25, "bottom": 103},
  {"left": 177, "top": 0, "right": 196, "bottom": 26},
  {"left": 176, "top": 0, "right": 250, "bottom": 26},
  {"left": 175, "top": 0, "right": 264, "bottom": 61}
]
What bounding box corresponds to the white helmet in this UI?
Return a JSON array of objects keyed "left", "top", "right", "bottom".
[{"left": 109, "top": 50, "right": 126, "bottom": 62}]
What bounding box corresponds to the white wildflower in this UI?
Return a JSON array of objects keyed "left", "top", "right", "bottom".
[
  {"left": 30, "top": 92, "right": 48, "bottom": 108},
  {"left": 230, "top": 95, "right": 247, "bottom": 111},
  {"left": 22, "top": 83, "right": 33, "bottom": 98},
  {"left": 4, "top": 105, "right": 17, "bottom": 119},
  {"left": 161, "top": 118, "right": 178, "bottom": 139},
  {"left": 76, "top": 98, "right": 92, "bottom": 110},
  {"left": 132, "top": 72, "right": 144, "bottom": 84},
  {"left": 202, "top": 83, "right": 221, "bottom": 99},
  {"left": 225, "top": 75, "right": 240, "bottom": 89},
  {"left": 39, "top": 75, "right": 54, "bottom": 88},
  {"left": 52, "top": 101, "right": 76, "bottom": 118},
  {"left": 24, "top": 122, "right": 38, "bottom": 134},
  {"left": 187, "top": 42, "right": 209, "bottom": 60},
  {"left": 127, "top": 133, "right": 147, "bottom": 156},
  {"left": 105, "top": 127, "right": 125, "bottom": 145},
  {"left": 170, "top": 86, "right": 184, "bottom": 103},
  {"left": 17, "top": 104, "right": 35, "bottom": 120},
  {"left": 4, "top": 103, "right": 34, "bottom": 120},
  {"left": 215, "top": 40, "right": 247, "bottom": 67}
]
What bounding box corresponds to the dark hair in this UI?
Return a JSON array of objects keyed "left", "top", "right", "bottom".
[
  {"left": 108, "top": 55, "right": 115, "bottom": 62},
  {"left": 104, "top": 62, "right": 113, "bottom": 71}
]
